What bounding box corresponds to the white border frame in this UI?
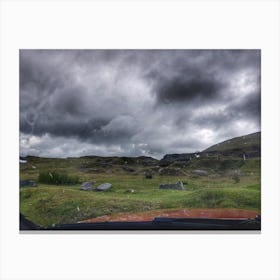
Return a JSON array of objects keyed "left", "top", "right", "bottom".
[{"left": 1, "top": 1, "right": 280, "bottom": 279}]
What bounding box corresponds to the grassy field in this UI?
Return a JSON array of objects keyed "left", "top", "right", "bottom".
[{"left": 20, "top": 155, "right": 261, "bottom": 227}]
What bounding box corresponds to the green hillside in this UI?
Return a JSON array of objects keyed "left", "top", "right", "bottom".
[{"left": 204, "top": 132, "right": 261, "bottom": 154}]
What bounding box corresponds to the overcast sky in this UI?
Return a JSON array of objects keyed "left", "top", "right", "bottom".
[{"left": 20, "top": 50, "right": 261, "bottom": 159}]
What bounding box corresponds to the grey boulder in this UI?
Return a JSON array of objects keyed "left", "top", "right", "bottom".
[
  {"left": 80, "top": 182, "right": 94, "bottom": 191},
  {"left": 122, "top": 166, "right": 135, "bottom": 172},
  {"left": 20, "top": 180, "right": 37, "bottom": 187},
  {"left": 96, "top": 183, "right": 112, "bottom": 191},
  {"left": 159, "top": 181, "right": 185, "bottom": 190},
  {"left": 193, "top": 169, "right": 208, "bottom": 176}
]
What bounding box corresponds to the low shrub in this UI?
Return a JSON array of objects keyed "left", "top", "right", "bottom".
[
  {"left": 38, "top": 171, "right": 79, "bottom": 185},
  {"left": 145, "top": 171, "right": 153, "bottom": 179},
  {"left": 232, "top": 173, "right": 240, "bottom": 183}
]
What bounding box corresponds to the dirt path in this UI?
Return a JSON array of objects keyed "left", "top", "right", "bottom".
[{"left": 81, "top": 208, "right": 260, "bottom": 223}]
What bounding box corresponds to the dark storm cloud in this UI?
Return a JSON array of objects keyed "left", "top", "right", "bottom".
[
  {"left": 20, "top": 50, "right": 261, "bottom": 158},
  {"left": 156, "top": 77, "right": 224, "bottom": 104},
  {"left": 190, "top": 90, "right": 261, "bottom": 130}
]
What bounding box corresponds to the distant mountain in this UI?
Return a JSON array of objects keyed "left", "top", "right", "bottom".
[
  {"left": 203, "top": 132, "right": 261, "bottom": 156},
  {"left": 24, "top": 132, "right": 261, "bottom": 165},
  {"left": 160, "top": 132, "right": 261, "bottom": 164},
  {"left": 79, "top": 155, "right": 158, "bottom": 166},
  {"left": 21, "top": 132, "right": 261, "bottom": 177}
]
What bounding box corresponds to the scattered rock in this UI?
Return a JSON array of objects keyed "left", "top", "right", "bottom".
[
  {"left": 149, "top": 166, "right": 161, "bottom": 172},
  {"left": 81, "top": 168, "right": 100, "bottom": 173},
  {"left": 96, "top": 183, "right": 112, "bottom": 191},
  {"left": 100, "top": 162, "right": 113, "bottom": 168},
  {"left": 145, "top": 170, "right": 153, "bottom": 179},
  {"left": 20, "top": 180, "right": 37, "bottom": 187},
  {"left": 159, "top": 181, "right": 185, "bottom": 190},
  {"left": 122, "top": 166, "right": 135, "bottom": 172},
  {"left": 158, "top": 160, "right": 172, "bottom": 167},
  {"left": 158, "top": 167, "right": 182, "bottom": 176},
  {"left": 124, "top": 189, "right": 136, "bottom": 194},
  {"left": 192, "top": 169, "right": 208, "bottom": 176},
  {"left": 80, "top": 182, "right": 94, "bottom": 191},
  {"left": 169, "top": 161, "right": 186, "bottom": 168},
  {"left": 159, "top": 153, "right": 194, "bottom": 166}
]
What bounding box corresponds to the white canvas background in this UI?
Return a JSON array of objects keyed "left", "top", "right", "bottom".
[{"left": 0, "top": 1, "right": 279, "bottom": 279}]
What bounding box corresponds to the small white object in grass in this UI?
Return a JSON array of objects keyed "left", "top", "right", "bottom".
[
  {"left": 32, "top": 165, "right": 36, "bottom": 169},
  {"left": 77, "top": 206, "right": 80, "bottom": 211}
]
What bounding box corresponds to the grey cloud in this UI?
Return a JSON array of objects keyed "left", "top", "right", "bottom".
[
  {"left": 20, "top": 50, "right": 261, "bottom": 158},
  {"left": 192, "top": 85, "right": 260, "bottom": 131},
  {"left": 156, "top": 77, "right": 223, "bottom": 105}
]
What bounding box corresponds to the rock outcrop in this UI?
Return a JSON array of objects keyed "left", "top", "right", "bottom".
[
  {"left": 80, "top": 182, "right": 94, "bottom": 191},
  {"left": 159, "top": 181, "right": 185, "bottom": 190},
  {"left": 96, "top": 183, "right": 112, "bottom": 191}
]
